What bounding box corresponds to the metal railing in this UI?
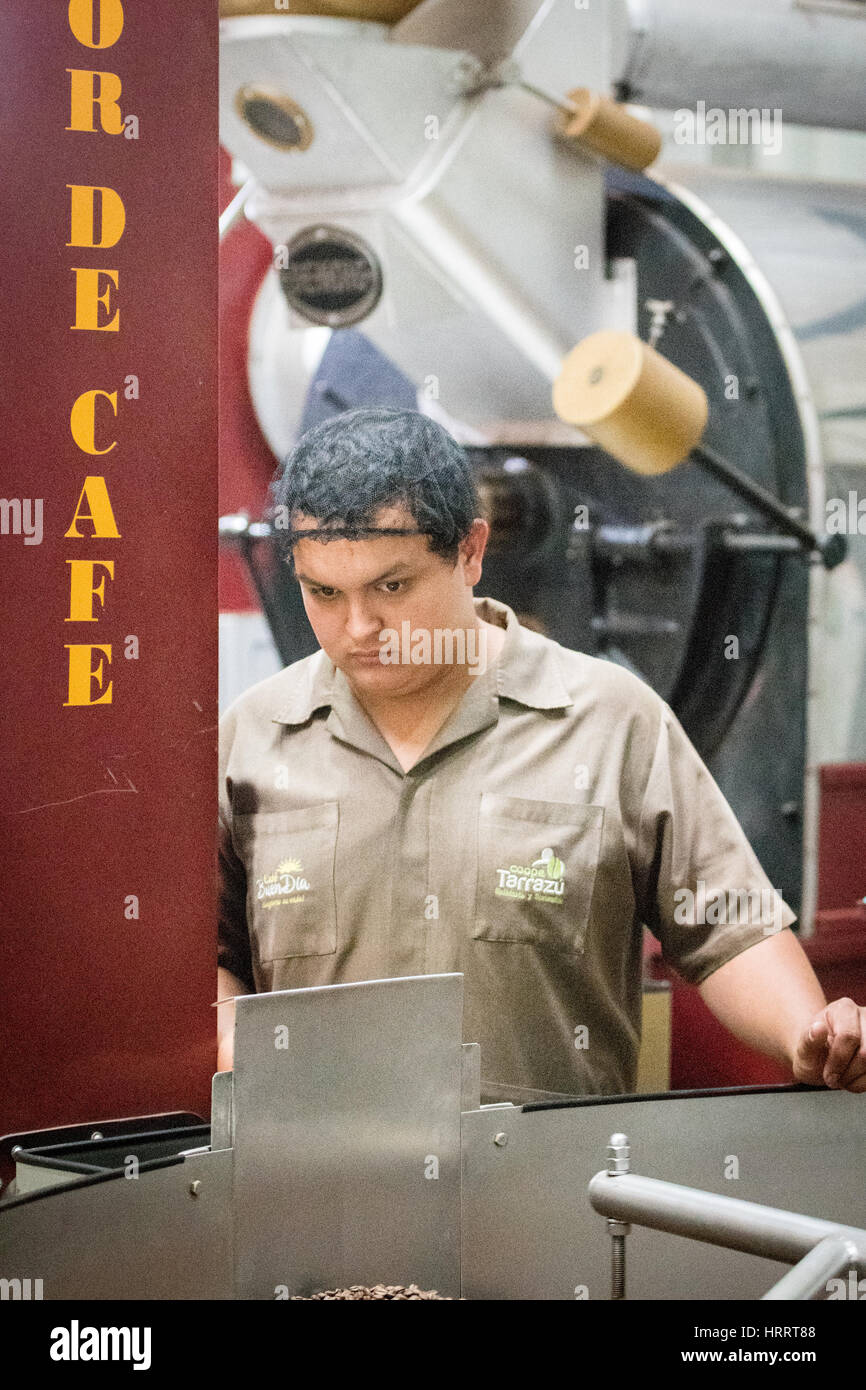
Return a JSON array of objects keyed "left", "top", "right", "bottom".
[{"left": 590, "top": 1133, "right": 866, "bottom": 1300}]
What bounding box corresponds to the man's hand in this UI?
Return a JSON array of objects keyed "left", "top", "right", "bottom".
[
  {"left": 792, "top": 998, "right": 866, "bottom": 1092},
  {"left": 696, "top": 931, "right": 865, "bottom": 1091}
]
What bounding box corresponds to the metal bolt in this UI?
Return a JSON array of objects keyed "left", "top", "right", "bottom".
[
  {"left": 449, "top": 55, "right": 485, "bottom": 95},
  {"left": 645, "top": 298, "right": 675, "bottom": 348},
  {"left": 493, "top": 59, "right": 521, "bottom": 88},
  {"left": 607, "top": 1218, "right": 632, "bottom": 1236},
  {"left": 607, "top": 1132, "right": 630, "bottom": 1175},
  {"left": 610, "top": 1228, "right": 629, "bottom": 1300},
  {"left": 605, "top": 1135, "right": 632, "bottom": 1299},
  {"left": 189, "top": 1180, "right": 201, "bottom": 1197},
  {"left": 493, "top": 1132, "right": 508, "bottom": 1147},
  {"left": 90, "top": 1131, "right": 103, "bottom": 1141}
]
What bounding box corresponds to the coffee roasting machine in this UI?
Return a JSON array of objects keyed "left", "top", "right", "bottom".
[{"left": 217, "top": 0, "right": 866, "bottom": 933}]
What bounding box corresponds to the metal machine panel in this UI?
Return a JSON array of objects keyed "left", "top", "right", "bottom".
[
  {"left": 619, "top": 0, "right": 866, "bottom": 133},
  {"left": 0, "top": 1151, "right": 233, "bottom": 1301},
  {"left": 231, "top": 974, "right": 463, "bottom": 1298},
  {"left": 460, "top": 1087, "right": 866, "bottom": 1299},
  {"left": 221, "top": 5, "right": 613, "bottom": 449},
  {"left": 220, "top": 22, "right": 462, "bottom": 191},
  {"left": 211, "top": 1070, "right": 234, "bottom": 1152}
]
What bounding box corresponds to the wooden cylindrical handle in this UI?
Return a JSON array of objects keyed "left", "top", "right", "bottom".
[
  {"left": 220, "top": 0, "right": 422, "bottom": 19},
  {"left": 553, "top": 331, "right": 709, "bottom": 476},
  {"left": 560, "top": 89, "right": 662, "bottom": 172}
]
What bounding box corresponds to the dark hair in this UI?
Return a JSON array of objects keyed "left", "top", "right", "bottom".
[{"left": 270, "top": 407, "right": 480, "bottom": 567}]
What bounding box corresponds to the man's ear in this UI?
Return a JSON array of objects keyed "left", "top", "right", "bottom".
[{"left": 459, "top": 518, "right": 490, "bottom": 585}]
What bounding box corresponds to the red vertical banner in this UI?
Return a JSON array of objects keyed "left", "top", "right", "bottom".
[{"left": 0, "top": 2, "right": 219, "bottom": 1134}]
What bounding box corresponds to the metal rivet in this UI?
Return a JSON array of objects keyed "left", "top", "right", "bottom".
[
  {"left": 189, "top": 1180, "right": 201, "bottom": 1197},
  {"left": 90, "top": 1131, "right": 103, "bottom": 1141},
  {"left": 493, "top": 1132, "right": 508, "bottom": 1147}
]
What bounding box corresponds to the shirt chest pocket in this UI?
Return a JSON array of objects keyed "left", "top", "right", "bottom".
[
  {"left": 473, "top": 793, "right": 605, "bottom": 955},
  {"left": 235, "top": 803, "right": 339, "bottom": 961}
]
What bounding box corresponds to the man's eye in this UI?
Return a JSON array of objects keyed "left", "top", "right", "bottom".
[
  {"left": 380, "top": 580, "right": 404, "bottom": 593},
  {"left": 312, "top": 587, "right": 337, "bottom": 599}
]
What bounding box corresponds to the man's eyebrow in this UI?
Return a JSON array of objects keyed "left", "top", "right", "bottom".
[
  {"left": 368, "top": 563, "right": 414, "bottom": 583},
  {"left": 295, "top": 563, "right": 414, "bottom": 588}
]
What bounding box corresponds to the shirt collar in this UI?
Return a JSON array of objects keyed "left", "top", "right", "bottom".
[
  {"left": 479, "top": 596, "right": 573, "bottom": 712},
  {"left": 271, "top": 595, "right": 573, "bottom": 729}
]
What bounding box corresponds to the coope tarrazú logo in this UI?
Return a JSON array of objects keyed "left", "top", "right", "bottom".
[{"left": 495, "top": 847, "right": 566, "bottom": 904}]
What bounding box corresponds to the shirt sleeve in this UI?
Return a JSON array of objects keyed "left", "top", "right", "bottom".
[
  {"left": 633, "top": 700, "right": 798, "bottom": 985},
  {"left": 217, "top": 801, "right": 255, "bottom": 994},
  {"left": 217, "top": 704, "right": 255, "bottom": 994}
]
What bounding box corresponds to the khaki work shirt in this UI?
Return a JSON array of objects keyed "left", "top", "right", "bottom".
[{"left": 218, "top": 596, "right": 796, "bottom": 1103}]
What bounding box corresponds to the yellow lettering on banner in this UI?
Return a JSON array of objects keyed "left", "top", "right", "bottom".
[
  {"left": 66, "top": 69, "right": 123, "bottom": 134},
  {"left": 68, "top": 0, "right": 124, "bottom": 49},
  {"left": 64, "top": 644, "right": 113, "bottom": 705},
  {"left": 67, "top": 185, "right": 125, "bottom": 249},
  {"left": 64, "top": 0, "right": 127, "bottom": 709},
  {"left": 71, "top": 268, "right": 119, "bottom": 332},
  {"left": 64, "top": 477, "right": 121, "bottom": 538},
  {"left": 65, "top": 560, "right": 115, "bottom": 621},
  {"left": 70, "top": 389, "right": 118, "bottom": 455}
]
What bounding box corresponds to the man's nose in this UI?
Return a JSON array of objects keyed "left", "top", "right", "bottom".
[{"left": 343, "top": 596, "right": 383, "bottom": 643}]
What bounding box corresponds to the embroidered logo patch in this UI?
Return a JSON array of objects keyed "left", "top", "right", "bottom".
[
  {"left": 255, "top": 857, "right": 311, "bottom": 909},
  {"left": 494, "top": 846, "right": 566, "bottom": 904}
]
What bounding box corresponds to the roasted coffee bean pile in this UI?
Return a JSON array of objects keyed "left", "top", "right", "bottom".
[{"left": 291, "top": 1283, "right": 450, "bottom": 1300}]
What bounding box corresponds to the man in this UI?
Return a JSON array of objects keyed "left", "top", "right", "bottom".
[{"left": 217, "top": 408, "right": 866, "bottom": 1101}]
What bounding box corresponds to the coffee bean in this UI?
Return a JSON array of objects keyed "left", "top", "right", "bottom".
[{"left": 290, "top": 1282, "right": 452, "bottom": 1300}]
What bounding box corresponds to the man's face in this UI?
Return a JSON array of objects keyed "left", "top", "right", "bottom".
[{"left": 291, "top": 503, "right": 488, "bottom": 695}]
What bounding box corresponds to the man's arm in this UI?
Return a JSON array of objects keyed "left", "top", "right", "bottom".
[
  {"left": 698, "top": 930, "right": 866, "bottom": 1092},
  {"left": 216, "top": 966, "right": 248, "bottom": 1072}
]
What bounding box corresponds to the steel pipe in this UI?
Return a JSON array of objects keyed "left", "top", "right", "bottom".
[
  {"left": 761, "top": 1235, "right": 860, "bottom": 1301},
  {"left": 588, "top": 1170, "right": 866, "bottom": 1271}
]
